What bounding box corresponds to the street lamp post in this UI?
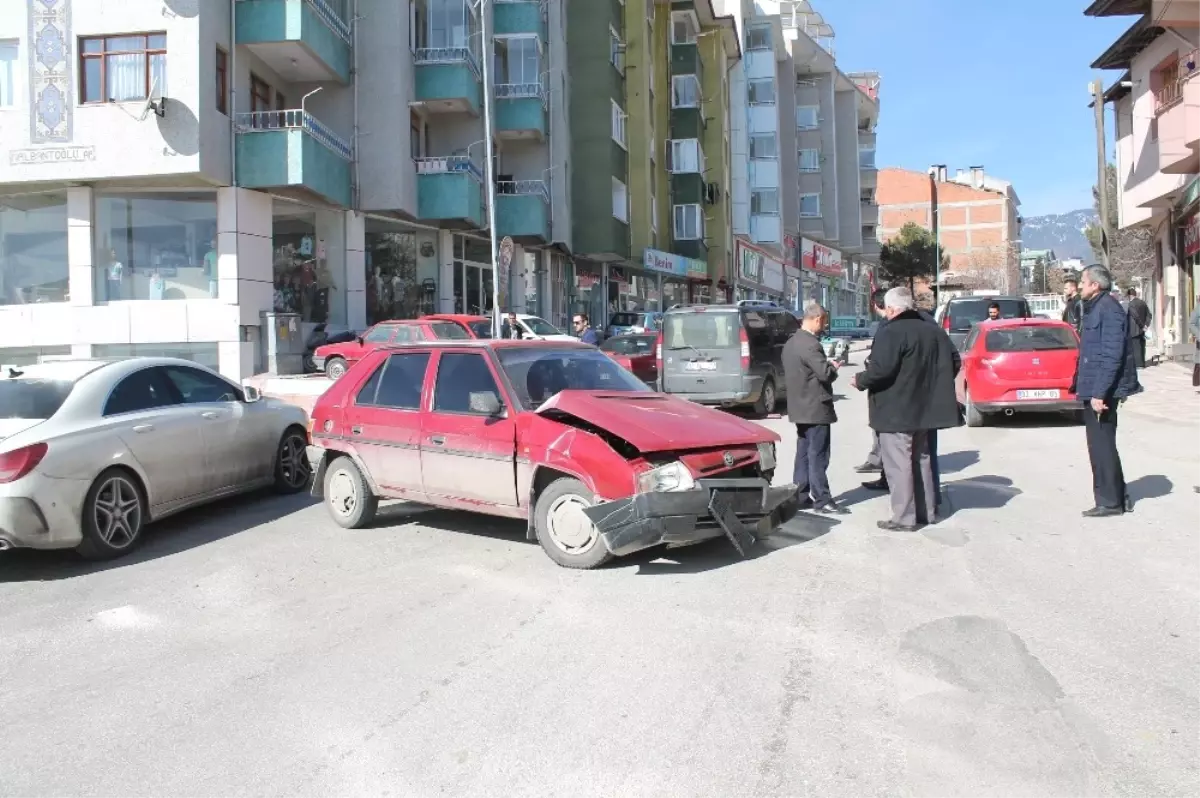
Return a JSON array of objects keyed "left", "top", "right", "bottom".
[
  {"left": 929, "top": 164, "right": 945, "bottom": 305},
  {"left": 477, "top": 0, "right": 502, "bottom": 338}
]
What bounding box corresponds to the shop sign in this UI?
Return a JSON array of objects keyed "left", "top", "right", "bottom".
[
  {"left": 783, "top": 233, "right": 800, "bottom": 271},
  {"left": 643, "top": 248, "right": 707, "bottom": 279},
  {"left": 800, "top": 238, "right": 843, "bottom": 277},
  {"left": 830, "top": 316, "right": 858, "bottom": 331},
  {"left": 1184, "top": 213, "right": 1200, "bottom": 258},
  {"left": 738, "top": 243, "right": 763, "bottom": 282},
  {"left": 9, "top": 146, "right": 95, "bottom": 165},
  {"left": 762, "top": 259, "right": 785, "bottom": 292},
  {"left": 609, "top": 265, "right": 627, "bottom": 285}
]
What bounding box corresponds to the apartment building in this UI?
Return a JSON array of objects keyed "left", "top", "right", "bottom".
[
  {"left": 0, "top": 0, "right": 571, "bottom": 377},
  {"left": 1088, "top": 0, "right": 1198, "bottom": 355},
  {"left": 877, "top": 166, "right": 1022, "bottom": 294}
]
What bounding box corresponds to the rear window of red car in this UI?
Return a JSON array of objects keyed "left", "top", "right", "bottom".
[
  {"left": 429, "top": 322, "right": 471, "bottom": 340},
  {"left": 984, "top": 325, "right": 1077, "bottom": 353}
]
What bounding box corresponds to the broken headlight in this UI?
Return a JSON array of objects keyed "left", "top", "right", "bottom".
[
  {"left": 757, "top": 442, "right": 776, "bottom": 471},
  {"left": 636, "top": 461, "right": 696, "bottom": 493}
]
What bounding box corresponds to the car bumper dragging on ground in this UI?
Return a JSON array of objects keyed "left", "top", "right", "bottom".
[{"left": 582, "top": 478, "right": 800, "bottom": 558}]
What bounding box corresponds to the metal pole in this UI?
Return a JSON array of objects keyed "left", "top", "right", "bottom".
[
  {"left": 929, "top": 167, "right": 941, "bottom": 305},
  {"left": 1090, "top": 79, "right": 1112, "bottom": 269},
  {"left": 479, "top": 0, "right": 502, "bottom": 338}
]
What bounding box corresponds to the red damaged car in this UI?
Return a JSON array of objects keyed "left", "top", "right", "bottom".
[
  {"left": 313, "top": 314, "right": 488, "bottom": 379},
  {"left": 306, "top": 339, "right": 798, "bottom": 569}
]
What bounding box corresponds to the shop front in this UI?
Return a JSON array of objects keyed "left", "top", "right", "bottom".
[
  {"left": 572, "top": 259, "right": 607, "bottom": 328},
  {"left": 1181, "top": 208, "right": 1198, "bottom": 337},
  {"left": 800, "top": 237, "right": 844, "bottom": 311},
  {"left": 452, "top": 235, "right": 495, "bottom": 316},
  {"left": 364, "top": 218, "right": 439, "bottom": 325},
  {"left": 734, "top": 240, "right": 785, "bottom": 302},
  {"left": 643, "top": 248, "right": 708, "bottom": 308}
]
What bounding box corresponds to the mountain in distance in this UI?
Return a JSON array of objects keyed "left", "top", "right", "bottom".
[{"left": 1020, "top": 209, "right": 1097, "bottom": 260}]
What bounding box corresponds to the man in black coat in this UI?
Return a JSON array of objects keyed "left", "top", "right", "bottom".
[
  {"left": 852, "top": 287, "right": 962, "bottom": 531},
  {"left": 782, "top": 300, "right": 846, "bottom": 514},
  {"left": 1125, "top": 288, "right": 1152, "bottom": 368},
  {"left": 1062, "top": 276, "right": 1083, "bottom": 334}
]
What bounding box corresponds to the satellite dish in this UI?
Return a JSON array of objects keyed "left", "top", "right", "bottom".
[{"left": 138, "top": 77, "right": 166, "bottom": 121}]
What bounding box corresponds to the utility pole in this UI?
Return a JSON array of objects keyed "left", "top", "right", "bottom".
[
  {"left": 1090, "top": 79, "right": 1112, "bottom": 269},
  {"left": 929, "top": 165, "right": 945, "bottom": 305}
]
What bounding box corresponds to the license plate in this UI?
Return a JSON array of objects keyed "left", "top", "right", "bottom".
[
  {"left": 685, "top": 360, "right": 717, "bottom": 372},
  {"left": 708, "top": 491, "right": 755, "bottom": 557},
  {"left": 1017, "top": 389, "right": 1060, "bottom": 400}
]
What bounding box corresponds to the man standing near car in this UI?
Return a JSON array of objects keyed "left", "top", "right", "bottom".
[
  {"left": 502, "top": 311, "right": 525, "bottom": 340},
  {"left": 1125, "top": 288, "right": 1152, "bottom": 369},
  {"left": 1075, "top": 265, "right": 1141, "bottom": 517},
  {"left": 851, "top": 287, "right": 961, "bottom": 531},
  {"left": 1062, "top": 275, "right": 1083, "bottom": 333},
  {"left": 574, "top": 313, "right": 600, "bottom": 345},
  {"left": 783, "top": 300, "right": 846, "bottom": 515}
]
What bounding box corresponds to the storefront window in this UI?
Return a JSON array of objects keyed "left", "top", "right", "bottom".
[
  {"left": 0, "top": 345, "right": 71, "bottom": 368},
  {"left": 94, "top": 342, "right": 219, "bottom": 370},
  {"left": 271, "top": 200, "right": 346, "bottom": 326},
  {"left": 573, "top": 262, "right": 604, "bottom": 327},
  {"left": 452, "top": 235, "right": 495, "bottom": 316},
  {"left": 663, "top": 280, "right": 688, "bottom": 308},
  {"left": 93, "top": 192, "right": 218, "bottom": 302},
  {"left": 0, "top": 193, "right": 68, "bottom": 306},
  {"left": 549, "top": 254, "right": 567, "bottom": 328},
  {"left": 365, "top": 219, "right": 437, "bottom": 324}
]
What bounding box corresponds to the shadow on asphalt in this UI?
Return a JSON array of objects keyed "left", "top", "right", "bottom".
[
  {"left": 938, "top": 449, "right": 980, "bottom": 474},
  {"left": 985, "top": 411, "right": 1081, "bottom": 429},
  {"left": 0, "top": 491, "right": 318, "bottom": 583},
  {"left": 1127, "top": 474, "right": 1173, "bottom": 505},
  {"left": 939, "top": 475, "right": 1022, "bottom": 519}
]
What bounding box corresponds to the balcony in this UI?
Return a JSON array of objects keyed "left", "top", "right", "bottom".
[
  {"left": 234, "top": 110, "right": 352, "bottom": 207},
  {"left": 413, "top": 48, "right": 482, "bottom": 115},
  {"left": 493, "top": 0, "right": 546, "bottom": 37},
  {"left": 860, "top": 164, "right": 878, "bottom": 190},
  {"left": 415, "top": 156, "right": 485, "bottom": 228},
  {"left": 235, "top": 0, "right": 351, "bottom": 84},
  {"left": 861, "top": 201, "right": 878, "bottom": 226},
  {"left": 670, "top": 43, "right": 703, "bottom": 78},
  {"left": 861, "top": 237, "right": 881, "bottom": 258},
  {"left": 495, "top": 84, "right": 548, "bottom": 140},
  {"left": 1156, "top": 49, "right": 1200, "bottom": 175},
  {"left": 496, "top": 180, "right": 550, "bottom": 244},
  {"left": 673, "top": 238, "right": 708, "bottom": 261}
]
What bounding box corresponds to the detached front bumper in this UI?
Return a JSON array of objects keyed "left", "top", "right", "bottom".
[{"left": 582, "top": 478, "right": 799, "bottom": 558}]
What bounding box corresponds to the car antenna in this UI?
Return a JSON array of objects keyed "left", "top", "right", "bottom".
[{"left": 7, "top": 367, "right": 23, "bottom": 378}]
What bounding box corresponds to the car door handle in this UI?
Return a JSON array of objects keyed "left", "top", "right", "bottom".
[
  {"left": 201, "top": 411, "right": 220, "bottom": 420},
  {"left": 429, "top": 435, "right": 445, "bottom": 446},
  {"left": 132, "top": 424, "right": 154, "bottom": 433},
  {"left": 351, "top": 426, "right": 363, "bottom": 435}
]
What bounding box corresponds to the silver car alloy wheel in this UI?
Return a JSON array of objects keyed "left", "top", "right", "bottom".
[
  {"left": 279, "top": 434, "right": 311, "bottom": 489},
  {"left": 327, "top": 467, "right": 358, "bottom": 518},
  {"left": 93, "top": 476, "right": 143, "bottom": 549},
  {"left": 328, "top": 360, "right": 347, "bottom": 380},
  {"left": 546, "top": 494, "right": 599, "bottom": 554}
]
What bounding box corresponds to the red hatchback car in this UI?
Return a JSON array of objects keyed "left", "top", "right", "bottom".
[
  {"left": 314, "top": 314, "right": 488, "bottom": 379},
  {"left": 306, "top": 340, "right": 799, "bottom": 569},
  {"left": 957, "top": 318, "right": 1081, "bottom": 426},
  {"left": 600, "top": 333, "right": 659, "bottom": 386}
]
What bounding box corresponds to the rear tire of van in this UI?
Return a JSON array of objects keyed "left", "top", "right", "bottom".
[{"left": 754, "top": 377, "right": 777, "bottom": 418}]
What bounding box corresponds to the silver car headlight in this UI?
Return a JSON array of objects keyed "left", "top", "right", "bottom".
[
  {"left": 636, "top": 461, "right": 696, "bottom": 493},
  {"left": 757, "top": 442, "right": 777, "bottom": 471}
]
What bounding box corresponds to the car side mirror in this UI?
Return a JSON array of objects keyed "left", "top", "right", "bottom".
[
  {"left": 355, "top": 336, "right": 364, "bottom": 345},
  {"left": 469, "top": 391, "right": 504, "bottom": 416},
  {"left": 243, "top": 385, "right": 261, "bottom": 403}
]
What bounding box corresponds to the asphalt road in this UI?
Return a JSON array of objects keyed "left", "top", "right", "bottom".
[{"left": 1, "top": 363, "right": 1197, "bottom": 797}]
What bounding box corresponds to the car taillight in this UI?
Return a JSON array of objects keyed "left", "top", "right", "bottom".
[
  {"left": 0, "top": 442, "right": 48, "bottom": 484},
  {"left": 739, "top": 327, "right": 751, "bottom": 370},
  {"left": 942, "top": 314, "right": 951, "bottom": 330},
  {"left": 655, "top": 332, "right": 664, "bottom": 372}
]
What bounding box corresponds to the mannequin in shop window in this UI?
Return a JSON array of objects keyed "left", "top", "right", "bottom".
[
  {"left": 104, "top": 249, "right": 124, "bottom": 301},
  {"left": 203, "top": 237, "right": 219, "bottom": 298}
]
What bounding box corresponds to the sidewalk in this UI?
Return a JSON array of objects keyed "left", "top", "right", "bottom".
[{"left": 1122, "top": 362, "right": 1200, "bottom": 425}]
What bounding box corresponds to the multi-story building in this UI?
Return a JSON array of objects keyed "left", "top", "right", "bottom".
[
  {"left": 0, "top": 0, "right": 571, "bottom": 377},
  {"left": 1088, "top": 0, "right": 1198, "bottom": 355},
  {"left": 877, "top": 166, "right": 1022, "bottom": 294}
]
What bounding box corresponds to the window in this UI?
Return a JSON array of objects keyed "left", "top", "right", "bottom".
[
  {"left": 94, "top": 343, "right": 220, "bottom": 370},
  {"left": 748, "top": 78, "right": 775, "bottom": 104},
  {"left": 103, "top": 369, "right": 179, "bottom": 416},
  {"left": 430, "top": 321, "right": 471, "bottom": 339},
  {"left": 410, "top": 113, "right": 423, "bottom": 159},
  {"left": 495, "top": 35, "right": 540, "bottom": 86},
  {"left": 610, "top": 26, "right": 623, "bottom": 73},
  {"left": 671, "top": 11, "right": 698, "bottom": 45},
  {"left": 798, "top": 148, "right": 820, "bottom": 171},
  {"left": 751, "top": 189, "right": 779, "bottom": 215},
  {"left": 612, "top": 178, "right": 628, "bottom": 222},
  {"left": 214, "top": 48, "right": 228, "bottom": 114},
  {"left": 0, "top": 374, "right": 75, "bottom": 420},
  {"left": 358, "top": 352, "right": 431, "bottom": 409},
  {"left": 433, "top": 353, "right": 502, "bottom": 414},
  {"left": 275, "top": 91, "right": 288, "bottom": 112},
  {"left": 363, "top": 324, "right": 397, "bottom": 343},
  {"left": 647, "top": 21, "right": 655, "bottom": 93},
  {"left": 673, "top": 204, "right": 703, "bottom": 240},
  {"left": 672, "top": 74, "right": 700, "bottom": 108},
  {"left": 80, "top": 34, "right": 166, "bottom": 104},
  {"left": 799, "top": 193, "right": 821, "bottom": 217},
  {"left": 250, "top": 73, "right": 271, "bottom": 113},
  {"left": 162, "top": 366, "right": 241, "bottom": 403},
  {"left": 746, "top": 26, "right": 770, "bottom": 51},
  {"left": 668, "top": 138, "right": 704, "bottom": 174},
  {"left": 859, "top": 148, "right": 876, "bottom": 169},
  {"left": 0, "top": 192, "right": 69, "bottom": 306},
  {"left": 0, "top": 40, "right": 17, "bottom": 108},
  {"left": 749, "top": 134, "right": 777, "bottom": 159},
  {"left": 611, "top": 100, "right": 627, "bottom": 148},
  {"left": 796, "top": 105, "right": 819, "bottom": 129},
  {"left": 651, "top": 193, "right": 658, "bottom": 232},
  {"left": 985, "top": 326, "right": 1078, "bottom": 353}
]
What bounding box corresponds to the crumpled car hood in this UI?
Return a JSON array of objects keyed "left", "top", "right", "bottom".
[{"left": 535, "top": 390, "right": 778, "bottom": 453}]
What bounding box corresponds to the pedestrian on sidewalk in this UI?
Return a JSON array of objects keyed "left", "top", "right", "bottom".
[
  {"left": 852, "top": 287, "right": 961, "bottom": 531},
  {"left": 1125, "top": 288, "right": 1152, "bottom": 369},
  {"left": 783, "top": 300, "right": 847, "bottom": 515},
  {"left": 1073, "top": 265, "right": 1142, "bottom": 517},
  {"left": 1063, "top": 275, "right": 1084, "bottom": 334}
]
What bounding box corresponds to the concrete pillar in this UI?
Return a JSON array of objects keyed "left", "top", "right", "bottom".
[
  {"left": 67, "top": 187, "right": 93, "bottom": 306},
  {"left": 438, "top": 229, "right": 455, "bottom": 313},
  {"left": 217, "top": 187, "right": 273, "bottom": 325},
  {"left": 345, "top": 212, "right": 367, "bottom": 331}
]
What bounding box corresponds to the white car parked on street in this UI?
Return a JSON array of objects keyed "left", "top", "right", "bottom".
[{"left": 0, "top": 358, "right": 310, "bottom": 559}]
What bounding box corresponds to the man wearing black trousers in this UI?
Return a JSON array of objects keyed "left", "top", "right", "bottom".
[
  {"left": 1125, "top": 288, "right": 1152, "bottom": 369},
  {"left": 1074, "top": 265, "right": 1142, "bottom": 517}
]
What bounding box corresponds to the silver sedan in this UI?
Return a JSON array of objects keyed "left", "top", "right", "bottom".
[{"left": 0, "top": 357, "right": 311, "bottom": 559}]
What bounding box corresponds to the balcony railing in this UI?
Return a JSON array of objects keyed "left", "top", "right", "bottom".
[
  {"left": 1155, "top": 50, "right": 1198, "bottom": 114},
  {"left": 496, "top": 82, "right": 547, "bottom": 104},
  {"left": 415, "top": 155, "right": 483, "bottom": 182},
  {"left": 237, "top": 0, "right": 351, "bottom": 43},
  {"left": 234, "top": 110, "right": 353, "bottom": 160},
  {"left": 496, "top": 179, "right": 549, "bottom": 202},
  {"left": 414, "top": 46, "right": 481, "bottom": 78}
]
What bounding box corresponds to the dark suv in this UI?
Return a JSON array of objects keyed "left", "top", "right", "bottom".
[
  {"left": 657, "top": 302, "right": 797, "bottom": 416},
  {"left": 937, "top": 295, "right": 1032, "bottom": 350}
]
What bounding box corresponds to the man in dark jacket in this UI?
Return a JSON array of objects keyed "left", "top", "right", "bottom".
[
  {"left": 501, "top": 311, "right": 525, "bottom": 340},
  {"left": 783, "top": 300, "right": 846, "bottom": 514},
  {"left": 1076, "top": 265, "right": 1142, "bottom": 517},
  {"left": 1062, "top": 276, "right": 1083, "bottom": 333},
  {"left": 852, "top": 287, "right": 962, "bottom": 531},
  {"left": 1125, "top": 288, "right": 1152, "bottom": 368}
]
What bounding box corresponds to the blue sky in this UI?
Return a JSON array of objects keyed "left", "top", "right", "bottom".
[{"left": 817, "top": 0, "right": 1133, "bottom": 217}]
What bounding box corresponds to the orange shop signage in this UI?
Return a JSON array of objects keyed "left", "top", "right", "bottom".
[
  {"left": 800, "top": 238, "right": 843, "bottom": 277},
  {"left": 1184, "top": 213, "right": 1200, "bottom": 258}
]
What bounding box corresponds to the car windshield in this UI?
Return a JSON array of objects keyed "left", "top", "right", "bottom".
[
  {"left": 0, "top": 376, "right": 75, "bottom": 420},
  {"left": 663, "top": 311, "right": 740, "bottom": 350},
  {"left": 430, "top": 321, "right": 471, "bottom": 340},
  {"left": 985, "top": 326, "right": 1078, "bottom": 352},
  {"left": 469, "top": 320, "right": 492, "bottom": 338},
  {"left": 609, "top": 312, "right": 641, "bottom": 327},
  {"left": 522, "top": 316, "right": 564, "bottom": 336},
  {"left": 497, "top": 348, "right": 650, "bottom": 408},
  {"left": 601, "top": 334, "right": 656, "bottom": 355},
  {"left": 948, "top": 299, "right": 1028, "bottom": 331}
]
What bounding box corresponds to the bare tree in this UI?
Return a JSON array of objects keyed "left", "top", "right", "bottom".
[
  {"left": 1084, "top": 163, "right": 1156, "bottom": 286},
  {"left": 949, "top": 245, "right": 1019, "bottom": 293}
]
